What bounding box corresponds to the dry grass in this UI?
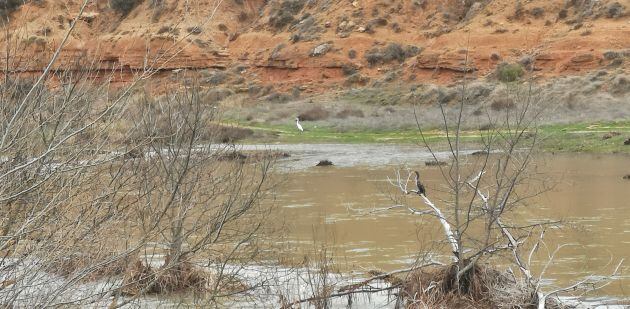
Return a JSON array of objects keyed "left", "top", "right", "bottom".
[
  {"left": 335, "top": 108, "right": 364, "bottom": 119},
  {"left": 121, "top": 255, "right": 249, "bottom": 297},
  {"left": 46, "top": 253, "right": 135, "bottom": 281},
  {"left": 400, "top": 263, "right": 566, "bottom": 309},
  {"left": 298, "top": 106, "right": 330, "bottom": 121}
]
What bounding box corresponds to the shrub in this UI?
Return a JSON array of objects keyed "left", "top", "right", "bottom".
[
  {"left": 603, "top": 50, "right": 620, "bottom": 60},
  {"left": 558, "top": 9, "right": 568, "bottom": 19},
  {"left": 110, "top": 0, "right": 142, "bottom": 15},
  {"left": 335, "top": 108, "right": 364, "bottom": 119},
  {"left": 365, "top": 43, "right": 417, "bottom": 66},
  {"left": 383, "top": 43, "right": 406, "bottom": 63},
  {"left": 204, "top": 71, "right": 229, "bottom": 85},
  {"left": 365, "top": 48, "right": 384, "bottom": 66},
  {"left": 341, "top": 64, "right": 358, "bottom": 76},
  {"left": 0, "top": 0, "right": 23, "bottom": 22},
  {"left": 490, "top": 97, "right": 515, "bottom": 111},
  {"left": 187, "top": 26, "right": 202, "bottom": 34},
  {"left": 298, "top": 106, "right": 330, "bottom": 121},
  {"left": 404, "top": 45, "right": 422, "bottom": 58},
  {"left": 211, "top": 125, "right": 254, "bottom": 143},
  {"left": 149, "top": 0, "right": 165, "bottom": 21},
  {"left": 496, "top": 63, "right": 524, "bottom": 82},
  {"left": 530, "top": 7, "right": 544, "bottom": 18},
  {"left": 607, "top": 2, "right": 625, "bottom": 18},
  {"left": 391, "top": 22, "right": 401, "bottom": 33},
  {"left": 348, "top": 49, "right": 357, "bottom": 59},
  {"left": 269, "top": 0, "right": 305, "bottom": 29},
  {"left": 238, "top": 11, "right": 248, "bottom": 22},
  {"left": 344, "top": 73, "right": 369, "bottom": 86}
]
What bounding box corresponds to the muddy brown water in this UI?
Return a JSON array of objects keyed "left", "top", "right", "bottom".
[{"left": 251, "top": 144, "right": 630, "bottom": 300}]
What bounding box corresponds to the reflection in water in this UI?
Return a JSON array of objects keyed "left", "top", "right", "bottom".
[{"left": 271, "top": 150, "right": 630, "bottom": 300}]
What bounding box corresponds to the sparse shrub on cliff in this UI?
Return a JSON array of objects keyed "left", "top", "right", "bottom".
[
  {"left": 238, "top": 11, "right": 249, "bottom": 22},
  {"left": 530, "top": 7, "right": 545, "bottom": 18},
  {"left": 365, "top": 48, "right": 385, "bottom": 66},
  {"left": 269, "top": 0, "right": 306, "bottom": 30},
  {"left": 365, "top": 17, "right": 388, "bottom": 33},
  {"left": 404, "top": 45, "right": 422, "bottom": 58},
  {"left": 348, "top": 49, "right": 357, "bottom": 59},
  {"left": 558, "top": 9, "right": 568, "bottom": 19},
  {"left": 203, "top": 70, "right": 229, "bottom": 85},
  {"left": 383, "top": 43, "right": 406, "bottom": 63},
  {"left": 606, "top": 2, "right": 625, "bottom": 18},
  {"left": 149, "top": 0, "right": 165, "bottom": 21},
  {"left": 341, "top": 64, "right": 359, "bottom": 76},
  {"left": 603, "top": 50, "right": 620, "bottom": 60},
  {"left": 187, "top": 26, "right": 202, "bottom": 34},
  {"left": 610, "top": 74, "right": 630, "bottom": 95},
  {"left": 364, "top": 43, "right": 420, "bottom": 67},
  {"left": 496, "top": 63, "right": 524, "bottom": 82},
  {"left": 0, "top": 0, "right": 23, "bottom": 22},
  {"left": 345, "top": 73, "right": 369, "bottom": 86},
  {"left": 513, "top": 0, "right": 524, "bottom": 19},
  {"left": 110, "top": 0, "right": 142, "bottom": 15}
]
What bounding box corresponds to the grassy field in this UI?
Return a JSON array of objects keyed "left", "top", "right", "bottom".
[{"left": 232, "top": 120, "right": 630, "bottom": 154}]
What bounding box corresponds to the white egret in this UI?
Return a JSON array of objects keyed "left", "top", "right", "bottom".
[{"left": 295, "top": 117, "right": 304, "bottom": 132}]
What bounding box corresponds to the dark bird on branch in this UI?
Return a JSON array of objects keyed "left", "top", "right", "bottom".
[{"left": 413, "top": 171, "right": 426, "bottom": 196}]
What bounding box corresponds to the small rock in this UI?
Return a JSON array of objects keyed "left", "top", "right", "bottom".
[
  {"left": 325, "top": 21, "right": 331, "bottom": 28},
  {"left": 352, "top": 1, "right": 359, "bottom": 8},
  {"left": 425, "top": 160, "right": 448, "bottom": 166},
  {"left": 316, "top": 160, "right": 334, "bottom": 166},
  {"left": 310, "top": 43, "right": 332, "bottom": 57},
  {"left": 602, "top": 132, "right": 621, "bottom": 140},
  {"left": 471, "top": 150, "right": 489, "bottom": 156},
  {"left": 357, "top": 26, "right": 366, "bottom": 32}
]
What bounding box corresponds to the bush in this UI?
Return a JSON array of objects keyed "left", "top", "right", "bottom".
[
  {"left": 298, "top": 106, "right": 330, "bottom": 121},
  {"left": 365, "top": 43, "right": 417, "bottom": 66},
  {"left": 187, "top": 26, "right": 202, "bottom": 34},
  {"left": 335, "top": 108, "right": 364, "bottom": 119},
  {"left": 0, "top": 0, "right": 23, "bottom": 22},
  {"left": 341, "top": 64, "right": 358, "bottom": 76},
  {"left": 365, "top": 48, "right": 384, "bottom": 66},
  {"left": 404, "top": 45, "right": 422, "bottom": 57},
  {"left": 204, "top": 71, "right": 229, "bottom": 85},
  {"left": 490, "top": 98, "right": 515, "bottom": 111},
  {"left": 607, "top": 2, "right": 625, "bottom": 18},
  {"left": 496, "top": 63, "right": 524, "bottom": 82},
  {"left": 558, "top": 9, "right": 568, "bottom": 19},
  {"left": 269, "top": 0, "right": 306, "bottom": 29},
  {"left": 348, "top": 49, "right": 357, "bottom": 59},
  {"left": 530, "top": 7, "right": 544, "bottom": 18},
  {"left": 110, "top": 0, "right": 142, "bottom": 15}
]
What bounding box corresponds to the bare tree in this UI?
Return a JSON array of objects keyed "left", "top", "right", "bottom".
[
  {"left": 0, "top": 1, "right": 276, "bottom": 307},
  {"left": 118, "top": 84, "right": 275, "bottom": 301},
  {"left": 383, "top": 59, "right": 623, "bottom": 307}
]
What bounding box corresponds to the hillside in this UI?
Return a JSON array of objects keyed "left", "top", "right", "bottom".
[{"left": 2, "top": 0, "right": 630, "bottom": 95}]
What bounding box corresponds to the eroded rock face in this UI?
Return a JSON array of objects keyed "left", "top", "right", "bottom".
[{"left": 2, "top": 0, "right": 630, "bottom": 91}]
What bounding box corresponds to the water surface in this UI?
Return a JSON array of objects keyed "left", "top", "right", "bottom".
[{"left": 258, "top": 144, "right": 630, "bottom": 301}]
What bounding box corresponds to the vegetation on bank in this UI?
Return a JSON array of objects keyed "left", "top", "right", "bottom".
[{"left": 233, "top": 120, "right": 630, "bottom": 153}]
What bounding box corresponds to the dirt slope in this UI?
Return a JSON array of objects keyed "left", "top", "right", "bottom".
[{"left": 2, "top": 0, "right": 629, "bottom": 93}]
